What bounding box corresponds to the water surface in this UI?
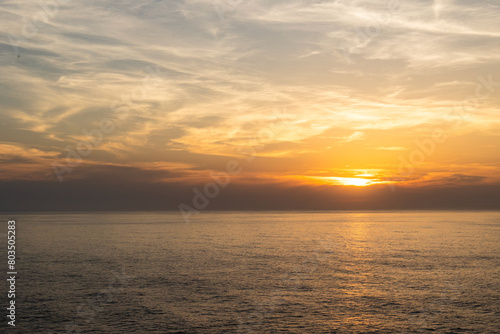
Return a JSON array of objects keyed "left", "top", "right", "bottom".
[{"left": 4, "top": 211, "right": 500, "bottom": 333}]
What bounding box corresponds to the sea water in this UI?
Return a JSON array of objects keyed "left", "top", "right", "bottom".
[{"left": 3, "top": 211, "right": 500, "bottom": 333}]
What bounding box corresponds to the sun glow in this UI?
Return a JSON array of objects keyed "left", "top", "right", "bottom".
[
  {"left": 329, "top": 177, "right": 373, "bottom": 186},
  {"left": 302, "top": 176, "right": 375, "bottom": 186}
]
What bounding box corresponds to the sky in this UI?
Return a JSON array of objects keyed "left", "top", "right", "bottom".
[{"left": 1, "top": 0, "right": 499, "bottom": 211}]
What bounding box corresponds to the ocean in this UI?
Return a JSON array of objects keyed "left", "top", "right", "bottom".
[{"left": 2, "top": 211, "right": 500, "bottom": 333}]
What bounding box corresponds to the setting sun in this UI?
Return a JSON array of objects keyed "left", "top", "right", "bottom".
[
  {"left": 328, "top": 177, "right": 373, "bottom": 187},
  {"left": 304, "top": 176, "right": 375, "bottom": 187}
]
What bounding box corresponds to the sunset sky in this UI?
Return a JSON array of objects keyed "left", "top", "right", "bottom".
[{"left": 1, "top": 0, "right": 499, "bottom": 210}]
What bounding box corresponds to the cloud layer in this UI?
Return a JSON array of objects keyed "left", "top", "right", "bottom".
[{"left": 1, "top": 0, "right": 499, "bottom": 209}]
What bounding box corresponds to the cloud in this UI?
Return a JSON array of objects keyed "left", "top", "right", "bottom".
[
  {"left": 0, "top": 0, "right": 499, "bottom": 208},
  {"left": 340, "top": 131, "right": 365, "bottom": 143},
  {"left": 1, "top": 166, "right": 499, "bottom": 211},
  {"left": 442, "top": 173, "right": 487, "bottom": 184}
]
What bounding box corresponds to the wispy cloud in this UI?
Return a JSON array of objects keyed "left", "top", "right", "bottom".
[{"left": 1, "top": 0, "right": 499, "bottom": 198}]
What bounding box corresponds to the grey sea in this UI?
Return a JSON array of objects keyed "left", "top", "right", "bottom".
[{"left": 2, "top": 211, "right": 500, "bottom": 333}]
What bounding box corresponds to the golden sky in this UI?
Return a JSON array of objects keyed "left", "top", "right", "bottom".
[{"left": 1, "top": 0, "right": 499, "bottom": 210}]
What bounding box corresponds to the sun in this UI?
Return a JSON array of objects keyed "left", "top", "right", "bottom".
[
  {"left": 303, "top": 176, "right": 374, "bottom": 187},
  {"left": 329, "top": 177, "right": 372, "bottom": 186},
  {"left": 298, "top": 172, "right": 393, "bottom": 187}
]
